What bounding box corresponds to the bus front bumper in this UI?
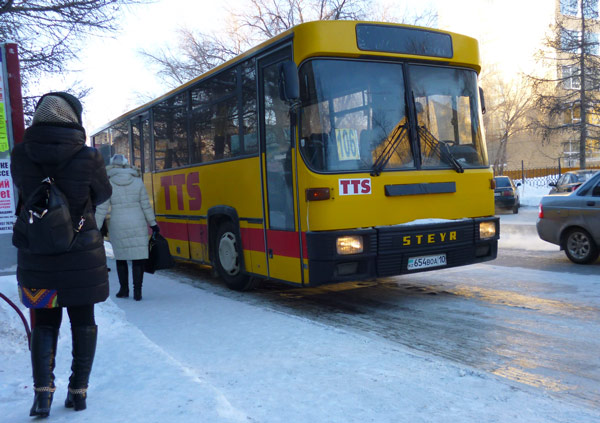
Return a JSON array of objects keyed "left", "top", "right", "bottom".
[{"left": 305, "top": 217, "right": 499, "bottom": 286}]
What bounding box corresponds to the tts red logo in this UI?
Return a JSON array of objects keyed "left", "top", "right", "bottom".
[
  {"left": 160, "top": 172, "right": 202, "bottom": 211},
  {"left": 339, "top": 178, "right": 371, "bottom": 195}
]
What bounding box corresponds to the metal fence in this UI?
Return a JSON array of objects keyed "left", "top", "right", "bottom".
[{"left": 498, "top": 164, "right": 600, "bottom": 187}]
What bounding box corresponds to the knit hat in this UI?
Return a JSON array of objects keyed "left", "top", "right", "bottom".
[
  {"left": 110, "top": 154, "right": 129, "bottom": 167},
  {"left": 33, "top": 92, "right": 83, "bottom": 125}
]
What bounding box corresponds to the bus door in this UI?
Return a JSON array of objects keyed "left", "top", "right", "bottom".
[{"left": 258, "top": 47, "right": 303, "bottom": 284}]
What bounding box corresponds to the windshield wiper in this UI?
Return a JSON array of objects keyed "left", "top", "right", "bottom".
[
  {"left": 370, "top": 123, "right": 409, "bottom": 176},
  {"left": 417, "top": 126, "right": 464, "bottom": 173}
]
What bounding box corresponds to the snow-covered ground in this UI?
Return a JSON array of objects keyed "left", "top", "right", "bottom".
[{"left": 0, "top": 184, "right": 597, "bottom": 423}]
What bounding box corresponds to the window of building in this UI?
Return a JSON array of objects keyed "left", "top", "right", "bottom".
[
  {"left": 561, "top": 0, "right": 599, "bottom": 19},
  {"left": 586, "top": 32, "right": 600, "bottom": 55},
  {"left": 562, "top": 139, "right": 579, "bottom": 166},
  {"left": 561, "top": 29, "right": 581, "bottom": 53},
  {"left": 563, "top": 65, "right": 581, "bottom": 89},
  {"left": 560, "top": 29, "right": 599, "bottom": 55},
  {"left": 561, "top": 0, "right": 578, "bottom": 16}
]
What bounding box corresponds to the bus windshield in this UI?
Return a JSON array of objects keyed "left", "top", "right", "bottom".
[{"left": 299, "top": 59, "right": 488, "bottom": 173}]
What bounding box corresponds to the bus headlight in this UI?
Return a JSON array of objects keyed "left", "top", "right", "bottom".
[
  {"left": 336, "top": 236, "right": 363, "bottom": 255},
  {"left": 479, "top": 221, "right": 496, "bottom": 239}
]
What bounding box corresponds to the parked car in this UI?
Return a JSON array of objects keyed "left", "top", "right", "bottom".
[
  {"left": 537, "top": 171, "right": 600, "bottom": 264},
  {"left": 494, "top": 176, "right": 521, "bottom": 213},
  {"left": 548, "top": 169, "right": 597, "bottom": 194}
]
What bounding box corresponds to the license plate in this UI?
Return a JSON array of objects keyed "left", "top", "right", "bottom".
[
  {"left": 407, "top": 254, "right": 447, "bottom": 270},
  {"left": 494, "top": 192, "right": 500, "bottom": 196}
]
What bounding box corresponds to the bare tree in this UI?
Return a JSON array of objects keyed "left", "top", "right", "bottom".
[
  {"left": 481, "top": 70, "right": 533, "bottom": 174},
  {"left": 0, "top": 0, "right": 148, "bottom": 116},
  {"left": 141, "top": 0, "right": 438, "bottom": 87},
  {"left": 528, "top": 0, "right": 600, "bottom": 169}
]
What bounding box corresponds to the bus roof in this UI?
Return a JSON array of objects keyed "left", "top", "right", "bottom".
[{"left": 91, "top": 20, "right": 481, "bottom": 136}]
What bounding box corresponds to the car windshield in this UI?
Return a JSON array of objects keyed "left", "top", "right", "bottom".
[
  {"left": 495, "top": 177, "right": 511, "bottom": 188},
  {"left": 298, "top": 59, "right": 488, "bottom": 173}
]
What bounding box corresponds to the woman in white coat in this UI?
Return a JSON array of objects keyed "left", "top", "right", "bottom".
[{"left": 95, "top": 155, "right": 159, "bottom": 301}]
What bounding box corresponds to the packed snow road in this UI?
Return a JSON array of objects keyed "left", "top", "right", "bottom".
[{"left": 167, "top": 208, "right": 600, "bottom": 411}]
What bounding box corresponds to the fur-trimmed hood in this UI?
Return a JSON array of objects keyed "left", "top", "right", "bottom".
[{"left": 106, "top": 165, "right": 142, "bottom": 186}]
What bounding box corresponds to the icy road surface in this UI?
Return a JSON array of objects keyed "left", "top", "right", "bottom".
[{"left": 157, "top": 207, "right": 600, "bottom": 411}]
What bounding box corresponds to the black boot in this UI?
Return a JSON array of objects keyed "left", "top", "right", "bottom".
[
  {"left": 29, "top": 325, "right": 59, "bottom": 417},
  {"left": 132, "top": 259, "right": 144, "bottom": 301},
  {"left": 116, "top": 260, "right": 129, "bottom": 298},
  {"left": 64, "top": 325, "right": 97, "bottom": 411}
]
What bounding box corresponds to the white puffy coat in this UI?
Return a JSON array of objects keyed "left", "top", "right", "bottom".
[{"left": 95, "top": 165, "right": 157, "bottom": 260}]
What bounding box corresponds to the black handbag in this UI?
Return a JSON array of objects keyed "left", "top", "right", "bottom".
[{"left": 144, "top": 233, "right": 175, "bottom": 274}]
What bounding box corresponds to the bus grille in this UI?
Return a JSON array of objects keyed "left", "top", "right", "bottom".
[{"left": 375, "top": 221, "right": 475, "bottom": 276}]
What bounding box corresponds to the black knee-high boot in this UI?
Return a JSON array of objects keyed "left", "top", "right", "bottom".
[
  {"left": 132, "top": 260, "right": 144, "bottom": 301},
  {"left": 116, "top": 260, "right": 129, "bottom": 298},
  {"left": 64, "top": 325, "right": 97, "bottom": 411},
  {"left": 29, "top": 325, "right": 59, "bottom": 417}
]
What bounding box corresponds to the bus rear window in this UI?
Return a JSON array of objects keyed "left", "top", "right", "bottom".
[{"left": 356, "top": 24, "right": 453, "bottom": 58}]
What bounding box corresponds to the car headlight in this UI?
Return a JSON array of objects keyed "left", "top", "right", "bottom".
[
  {"left": 479, "top": 221, "right": 496, "bottom": 239},
  {"left": 336, "top": 236, "right": 363, "bottom": 255}
]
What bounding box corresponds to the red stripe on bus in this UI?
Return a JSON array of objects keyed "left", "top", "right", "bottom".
[
  {"left": 159, "top": 221, "right": 307, "bottom": 259},
  {"left": 240, "top": 227, "right": 266, "bottom": 253},
  {"left": 266, "top": 229, "right": 302, "bottom": 258},
  {"left": 188, "top": 222, "right": 208, "bottom": 244},
  {"left": 159, "top": 220, "right": 189, "bottom": 241}
]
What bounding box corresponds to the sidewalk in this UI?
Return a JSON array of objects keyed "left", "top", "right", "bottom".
[{"left": 0, "top": 233, "right": 17, "bottom": 274}]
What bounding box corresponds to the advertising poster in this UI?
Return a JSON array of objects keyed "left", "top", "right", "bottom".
[
  {"left": 0, "top": 46, "right": 16, "bottom": 233},
  {"left": 0, "top": 48, "right": 7, "bottom": 154},
  {"left": 0, "top": 159, "right": 15, "bottom": 233}
]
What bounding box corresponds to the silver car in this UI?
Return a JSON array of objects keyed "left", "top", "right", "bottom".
[{"left": 537, "top": 171, "right": 600, "bottom": 264}]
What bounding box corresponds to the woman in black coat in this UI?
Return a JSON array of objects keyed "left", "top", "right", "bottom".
[{"left": 10, "top": 92, "right": 112, "bottom": 417}]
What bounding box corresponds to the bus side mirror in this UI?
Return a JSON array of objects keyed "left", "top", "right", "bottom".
[
  {"left": 279, "top": 61, "right": 300, "bottom": 102},
  {"left": 479, "top": 87, "right": 486, "bottom": 115}
]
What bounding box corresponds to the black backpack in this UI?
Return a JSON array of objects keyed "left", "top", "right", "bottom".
[{"left": 12, "top": 158, "right": 88, "bottom": 255}]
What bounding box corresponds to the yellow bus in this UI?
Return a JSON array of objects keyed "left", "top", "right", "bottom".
[{"left": 91, "top": 20, "right": 499, "bottom": 290}]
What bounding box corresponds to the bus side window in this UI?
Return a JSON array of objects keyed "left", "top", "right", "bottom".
[{"left": 153, "top": 93, "right": 189, "bottom": 170}]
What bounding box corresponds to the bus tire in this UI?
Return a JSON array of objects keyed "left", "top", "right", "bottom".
[{"left": 214, "top": 221, "right": 254, "bottom": 291}]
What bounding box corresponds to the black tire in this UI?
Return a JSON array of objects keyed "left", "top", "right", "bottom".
[
  {"left": 213, "top": 221, "right": 255, "bottom": 291},
  {"left": 512, "top": 204, "right": 519, "bottom": 214},
  {"left": 563, "top": 228, "right": 599, "bottom": 264}
]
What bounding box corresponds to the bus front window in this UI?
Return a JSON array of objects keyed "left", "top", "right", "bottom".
[
  {"left": 409, "top": 65, "right": 488, "bottom": 169},
  {"left": 299, "top": 60, "right": 414, "bottom": 172},
  {"left": 299, "top": 60, "right": 489, "bottom": 173}
]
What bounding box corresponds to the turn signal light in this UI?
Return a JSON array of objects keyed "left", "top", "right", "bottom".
[
  {"left": 538, "top": 204, "right": 544, "bottom": 218},
  {"left": 306, "top": 188, "right": 330, "bottom": 201}
]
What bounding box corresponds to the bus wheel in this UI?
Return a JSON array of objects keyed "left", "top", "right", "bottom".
[{"left": 214, "top": 221, "right": 254, "bottom": 291}]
